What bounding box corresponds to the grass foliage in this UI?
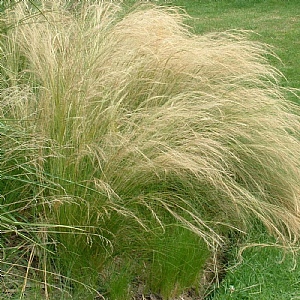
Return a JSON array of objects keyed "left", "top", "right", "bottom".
[
  {"left": 211, "top": 233, "right": 300, "bottom": 299},
  {"left": 1, "top": 0, "right": 300, "bottom": 298}
]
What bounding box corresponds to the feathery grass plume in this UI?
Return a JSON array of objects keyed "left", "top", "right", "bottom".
[{"left": 1, "top": 0, "right": 300, "bottom": 298}]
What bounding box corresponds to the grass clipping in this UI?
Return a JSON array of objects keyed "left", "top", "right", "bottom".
[{"left": 1, "top": 0, "right": 300, "bottom": 296}]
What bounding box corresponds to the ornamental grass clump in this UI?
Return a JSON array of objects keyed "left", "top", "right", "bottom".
[{"left": 1, "top": 1, "right": 300, "bottom": 298}]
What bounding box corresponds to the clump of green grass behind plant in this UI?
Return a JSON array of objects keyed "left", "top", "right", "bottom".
[{"left": 1, "top": 0, "right": 300, "bottom": 299}]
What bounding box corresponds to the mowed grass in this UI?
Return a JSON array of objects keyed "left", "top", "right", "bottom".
[
  {"left": 211, "top": 240, "right": 300, "bottom": 299},
  {"left": 153, "top": 0, "right": 300, "bottom": 299},
  {"left": 161, "top": 0, "right": 300, "bottom": 92}
]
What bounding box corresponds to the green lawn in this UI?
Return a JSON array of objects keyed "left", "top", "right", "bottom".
[
  {"left": 212, "top": 246, "right": 300, "bottom": 299},
  {"left": 205, "top": 231, "right": 300, "bottom": 299},
  {"left": 161, "top": 0, "right": 300, "bottom": 93}
]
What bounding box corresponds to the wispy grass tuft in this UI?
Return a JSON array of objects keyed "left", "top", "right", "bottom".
[{"left": 1, "top": 0, "right": 300, "bottom": 298}]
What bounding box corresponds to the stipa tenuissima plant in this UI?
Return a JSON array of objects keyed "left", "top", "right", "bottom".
[{"left": 1, "top": 0, "right": 300, "bottom": 298}]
